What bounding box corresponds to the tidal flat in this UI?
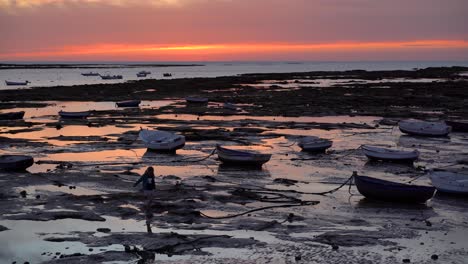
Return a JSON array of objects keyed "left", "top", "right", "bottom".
[{"left": 1, "top": 67, "right": 468, "bottom": 263}]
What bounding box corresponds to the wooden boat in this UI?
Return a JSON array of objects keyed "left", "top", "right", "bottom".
[
  {"left": 354, "top": 173, "right": 436, "bottom": 203},
  {"left": 116, "top": 100, "right": 141, "bottom": 107},
  {"left": 58, "top": 110, "right": 90, "bottom": 119},
  {"left": 100, "top": 74, "right": 123, "bottom": 80},
  {"left": 81, "top": 72, "right": 100, "bottom": 76},
  {"left": 139, "top": 129, "right": 185, "bottom": 152},
  {"left": 5, "top": 80, "right": 30, "bottom": 85},
  {"left": 163, "top": 73, "right": 172, "bottom": 77},
  {"left": 0, "top": 155, "right": 34, "bottom": 171},
  {"left": 216, "top": 145, "right": 271, "bottom": 167},
  {"left": 362, "top": 145, "right": 419, "bottom": 162},
  {"left": 430, "top": 171, "right": 468, "bottom": 195},
  {"left": 445, "top": 120, "right": 468, "bottom": 133},
  {"left": 0, "top": 111, "right": 25, "bottom": 120},
  {"left": 186, "top": 97, "right": 209, "bottom": 104},
  {"left": 399, "top": 120, "right": 451, "bottom": 137},
  {"left": 298, "top": 136, "right": 333, "bottom": 152}
]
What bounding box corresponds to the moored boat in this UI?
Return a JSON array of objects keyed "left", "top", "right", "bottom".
[
  {"left": 0, "top": 111, "right": 25, "bottom": 120},
  {"left": 5, "top": 80, "right": 30, "bottom": 86},
  {"left": 58, "top": 110, "right": 90, "bottom": 119},
  {"left": 362, "top": 145, "right": 419, "bottom": 163},
  {"left": 139, "top": 129, "right": 186, "bottom": 152},
  {"left": 0, "top": 155, "right": 34, "bottom": 171},
  {"left": 298, "top": 136, "right": 333, "bottom": 152},
  {"left": 399, "top": 120, "right": 451, "bottom": 137},
  {"left": 81, "top": 72, "right": 100, "bottom": 76},
  {"left": 445, "top": 120, "right": 468, "bottom": 133},
  {"left": 223, "top": 103, "right": 238, "bottom": 110},
  {"left": 100, "top": 74, "right": 123, "bottom": 80},
  {"left": 430, "top": 170, "right": 468, "bottom": 195},
  {"left": 186, "top": 97, "right": 209, "bottom": 104},
  {"left": 163, "top": 73, "right": 172, "bottom": 77},
  {"left": 138, "top": 71, "right": 151, "bottom": 75},
  {"left": 216, "top": 145, "right": 271, "bottom": 167},
  {"left": 353, "top": 173, "right": 436, "bottom": 203},
  {"left": 136, "top": 73, "right": 147, "bottom": 77},
  {"left": 116, "top": 100, "right": 141, "bottom": 107}
]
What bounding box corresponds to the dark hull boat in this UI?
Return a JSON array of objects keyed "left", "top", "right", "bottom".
[
  {"left": 116, "top": 100, "right": 141, "bottom": 107},
  {"left": 0, "top": 155, "right": 34, "bottom": 171},
  {"left": 59, "top": 111, "right": 90, "bottom": 119},
  {"left": 0, "top": 111, "right": 25, "bottom": 120},
  {"left": 354, "top": 174, "right": 435, "bottom": 203},
  {"left": 5, "top": 80, "right": 30, "bottom": 85},
  {"left": 216, "top": 145, "right": 271, "bottom": 167},
  {"left": 81, "top": 72, "right": 100, "bottom": 76},
  {"left": 445, "top": 120, "right": 468, "bottom": 133}
]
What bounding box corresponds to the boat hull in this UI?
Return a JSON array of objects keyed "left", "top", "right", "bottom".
[
  {"left": 0, "top": 155, "right": 34, "bottom": 171},
  {"left": 430, "top": 171, "right": 468, "bottom": 195},
  {"left": 186, "top": 97, "right": 208, "bottom": 104},
  {"left": 116, "top": 100, "right": 141, "bottom": 107},
  {"left": 354, "top": 175, "right": 435, "bottom": 203},
  {"left": 5, "top": 81, "right": 29, "bottom": 86},
  {"left": 59, "top": 111, "right": 90, "bottom": 119},
  {"left": 139, "top": 129, "right": 186, "bottom": 152},
  {"left": 399, "top": 121, "right": 451, "bottom": 137},
  {"left": 362, "top": 145, "right": 419, "bottom": 163},
  {"left": 0, "top": 111, "right": 25, "bottom": 120},
  {"left": 298, "top": 138, "right": 333, "bottom": 153},
  {"left": 217, "top": 145, "right": 271, "bottom": 167}
]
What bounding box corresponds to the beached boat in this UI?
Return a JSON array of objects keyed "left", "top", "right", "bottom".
[
  {"left": 186, "top": 97, "right": 209, "bottom": 104},
  {"left": 362, "top": 145, "right": 419, "bottom": 162},
  {"left": 116, "top": 100, "right": 141, "bottom": 107},
  {"left": 399, "top": 120, "right": 451, "bottom": 137},
  {"left": 0, "top": 111, "right": 25, "bottom": 120},
  {"left": 81, "top": 72, "right": 100, "bottom": 76},
  {"left": 139, "top": 129, "right": 186, "bottom": 152},
  {"left": 216, "top": 145, "right": 271, "bottom": 166},
  {"left": 354, "top": 173, "right": 436, "bottom": 203},
  {"left": 0, "top": 155, "right": 34, "bottom": 171},
  {"left": 58, "top": 110, "right": 90, "bottom": 119},
  {"left": 430, "top": 171, "right": 468, "bottom": 195},
  {"left": 136, "top": 73, "right": 147, "bottom": 77},
  {"left": 445, "top": 120, "right": 468, "bottom": 133},
  {"left": 138, "top": 71, "right": 151, "bottom": 75},
  {"left": 223, "top": 103, "right": 238, "bottom": 110},
  {"left": 298, "top": 136, "right": 333, "bottom": 152},
  {"left": 5, "top": 80, "right": 30, "bottom": 86},
  {"left": 163, "top": 73, "right": 172, "bottom": 77},
  {"left": 100, "top": 74, "right": 123, "bottom": 80}
]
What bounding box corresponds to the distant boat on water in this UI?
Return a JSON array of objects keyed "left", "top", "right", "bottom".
[
  {"left": 163, "top": 73, "right": 172, "bottom": 77},
  {"left": 5, "top": 80, "right": 30, "bottom": 86},
  {"left": 116, "top": 100, "right": 141, "bottom": 107},
  {"left": 99, "top": 74, "right": 123, "bottom": 80},
  {"left": 138, "top": 71, "right": 151, "bottom": 75},
  {"left": 186, "top": 97, "right": 209, "bottom": 104},
  {"left": 81, "top": 72, "right": 100, "bottom": 76},
  {"left": 136, "top": 73, "right": 147, "bottom": 77}
]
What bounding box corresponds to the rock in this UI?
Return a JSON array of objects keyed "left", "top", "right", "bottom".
[
  {"left": 431, "top": 254, "right": 438, "bottom": 260},
  {"left": 425, "top": 220, "right": 432, "bottom": 227},
  {"left": 20, "top": 190, "right": 27, "bottom": 198},
  {"left": 332, "top": 245, "right": 339, "bottom": 250},
  {"left": 403, "top": 259, "right": 411, "bottom": 263}
]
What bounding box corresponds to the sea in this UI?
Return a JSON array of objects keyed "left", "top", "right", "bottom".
[{"left": 1, "top": 61, "right": 468, "bottom": 90}]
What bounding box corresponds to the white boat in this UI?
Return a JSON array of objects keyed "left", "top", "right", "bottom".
[
  {"left": 186, "top": 97, "right": 209, "bottom": 104},
  {"left": 362, "top": 145, "right": 419, "bottom": 162},
  {"left": 58, "top": 110, "right": 90, "bottom": 119},
  {"left": 298, "top": 136, "right": 333, "bottom": 152},
  {"left": 216, "top": 145, "right": 271, "bottom": 166},
  {"left": 139, "top": 129, "right": 185, "bottom": 152},
  {"left": 399, "top": 120, "right": 451, "bottom": 137},
  {"left": 100, "top": 74, "right": 123, "bottom": 80},
  {"left": 81, "top": 72, "right": 100, "bottom": 76},
  {"left": 430, "top": 171, "right": 468, "bottom": 195},
  {"left": 5, "top": 80, "right": 30, "bottom": 85}
]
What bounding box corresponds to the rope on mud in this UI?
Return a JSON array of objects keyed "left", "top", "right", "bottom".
[
  {"left": 334, "top": 146, "right": 363, "bottom": 160},
  {"left": 170, "top": 147, "right": 217, "bottom": 163},
  {"left": 199, "top": 201, "right": 319, "bottom": 219}
]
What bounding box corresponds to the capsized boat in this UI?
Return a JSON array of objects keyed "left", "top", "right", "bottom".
[
  {"left": 298, "top": 136, "right": 333, "bottom": 152},
  {"left": 116, "top": 100, "right": 141, "bottom": 107},
  {"left": 5, "top": 80, "right": 30, "bottom": 85},
  {"left": 186, "top": 97, "right": 209, "bottom": 104},
  {"left": 58, "top": 110, "right": 90, "bottom": 119},
  {"left": 430, "top": 170, "right": 468, "bottom": 195},
  {"left": 100, "top": 74, "right": 123, "bottom": 80},
  {"left": 0, "top": 111, "right": 25, "bottom": 120},
  {"left": 399, "top": 120, "right": 451, "bottom": 137},
  {"left": 354, "top": 173, "right": 436, "bottom": 203},
  {"left": 139, "top": 129, "right": 186, "bottom": 152},
  {"left": 81, "top": 72, "right": 100, "bottom": 76},
  {"left": 0, "top": 155, "right": 34, "bottom": 171},
  {"left": 445, "top": 120, "right": 468, "bottom": 133},
  {"left": 216, "top": 145, "right": 271, "bottom": 167},
  {"left": 362, "top": 145, "right": 419, "bottom": 162}
]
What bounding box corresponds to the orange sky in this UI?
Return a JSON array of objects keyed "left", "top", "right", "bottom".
[{"left": 1, "top": 0, "right": 467, "bottom": 61}]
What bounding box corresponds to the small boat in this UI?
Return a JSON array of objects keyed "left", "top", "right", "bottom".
[
  {"left": 362, "top": 145, "right": 419, "bottom": 163},
  {"left": 0, "top": 111, "right": 25, "bottom": 120},
  {"left": 445, "top": 120, "right": 468, "bottom": 133},
  {"left": 163, "top": 73, "right": 172, "bottom": 77},
  {"left": 100, "top": 74, "right": 123, "bottom": 80},
  {"left": 298, "top": 136, "right": 333, "bottom": 152},
  {"left": 430, "top": 171, "right": 468, "bottom": 195},
  {"left": 216, "top": 145, "right": 271, "bottom": 167},
  {"left": 223, "top": 103, "right": 238, "bottom": 110},
  {"left": 81, "top": 72, "right": 100, "bottom": 76},
  {"left": 353, "top": 173, "right": 436, "bottom": 203},
  {"left": 139, "top": 129, "right": 186, "bottom": 152},
  {"left": 186, "top": 97, "right": 209, "bottom": 104},
  {"left": 116, "top": 100, "right": 141, "bottom": 107},
  {"left": 5, "top": 80, "right": 30, "bottom": 86},
  {"left": 136, "top": 73, "right": 147, "bottom": 78},
  {"left": 138, "top": 71, "right": 151, "bottom": 75},
  {"left": 58, "top": 110, "right": 90, "bottom": 119},
  {"left": 399, "top": 120, "right": 451, "bottom": 137},
  {"left": 0, "top": 155, "right": 34, "bottom": 171}
]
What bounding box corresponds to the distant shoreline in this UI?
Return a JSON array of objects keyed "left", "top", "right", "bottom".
[{"left": 0, "top": 63, "right": 205, "bottom": 70}]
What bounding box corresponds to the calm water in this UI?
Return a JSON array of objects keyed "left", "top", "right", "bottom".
[{"left": 1, "top": 61, "right": 467, "bottom": 90}]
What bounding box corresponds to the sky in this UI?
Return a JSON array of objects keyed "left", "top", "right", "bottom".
[{"left": 0, "top": 0, "right": 467, "bottom": 61}]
